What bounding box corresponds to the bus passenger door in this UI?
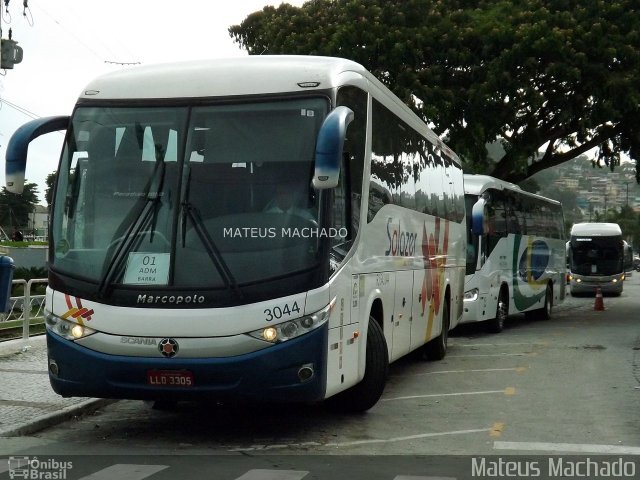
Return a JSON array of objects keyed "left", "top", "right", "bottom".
[{"left": 391, "top": 271, "right": 413, "bottom": 361}]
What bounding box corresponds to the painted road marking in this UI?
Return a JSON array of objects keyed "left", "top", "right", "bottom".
[
  {"left": 406, "top": 367, "right": 527, "bottom": 376},
  {"left": 394, "top": 476, "right": 457, "bottom": 480},
  {"left": 382, "top": 388, "right": 515, "bottom": 402},
  {"left": 494, "top": 441, "right": 640, "bottom": 455},
  {"left": 229, "top": 428, "right": 491, "bottom": 451},
  {"left": 235, "top": 470, "right": 309, "bottom": 480},
  {"left": 77, "top": 464, "right": 169, "bottom": 480},
  {"left": 451, "top": 342, "right": 546, "bottom": 347},
  {"left": 447, "top": 353, "right": 532, "bottom": 357}
]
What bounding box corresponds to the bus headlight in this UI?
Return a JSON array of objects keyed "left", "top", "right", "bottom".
[
  {"left": 248, "top": 298, "right": 335, "bottom": 344},
  {"left": 464, "top": 288, "right": 479, "bottom": 302},
  {"left": 45, "top": 311, "right": 96, "bottom": 340}
]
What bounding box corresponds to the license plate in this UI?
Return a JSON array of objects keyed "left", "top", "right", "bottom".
[{"left": 147, "top": 370, "right": 194, "bottom": 387}]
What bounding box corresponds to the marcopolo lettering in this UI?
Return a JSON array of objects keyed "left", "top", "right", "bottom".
[
  {"left": 137, "top": 294, "right": 205, "bottom": 305},
  {"left": 385, "top": 218, "right": 418, "bottom": 256}
]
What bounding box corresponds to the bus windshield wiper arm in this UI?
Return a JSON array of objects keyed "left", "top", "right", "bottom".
[
  {"left": 97, "top": 161, "right": 166, "bottom": 298},
  {"left": 181, "top": 200, "right": 243, "bottom": 301}
]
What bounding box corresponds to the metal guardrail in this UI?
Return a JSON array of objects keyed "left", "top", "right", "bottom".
[{"left": 0, "top": 278, "right": 48, "bottom": 340}]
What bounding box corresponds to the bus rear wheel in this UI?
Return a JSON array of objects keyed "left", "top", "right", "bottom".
[
  {"left": 325, "top": 316, "right": 388, "bottom": 413},
  {"left": 423, "top": 299, "right": 450, "bottom": 361},
  {"left": 527, "top": 283, "right": 553, "bottom": 320}
]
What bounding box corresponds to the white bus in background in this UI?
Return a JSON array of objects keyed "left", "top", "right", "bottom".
[
  {"left": 462, "top": 175, "right": 566, "bottom": 333},
  {"left": 568, "top": 223, "right": 625, "bottom": 295},
  {"left": 5, "top": 56, "right": 466, "bottom": 412}
]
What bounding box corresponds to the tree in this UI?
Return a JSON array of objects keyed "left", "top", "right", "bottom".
[
  {"left": 229, "top": 0, "right": 640, "bottom": 183},
  {"left": 0, "top": 182, "right": 40, "bottom": 229},
  {"left": 45, "top": 171, "right": 57, "bottom": 209}
]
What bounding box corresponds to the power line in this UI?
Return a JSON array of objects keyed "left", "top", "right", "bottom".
[{"left": 0, "top": 97, "right": 40, "bottom": 119}]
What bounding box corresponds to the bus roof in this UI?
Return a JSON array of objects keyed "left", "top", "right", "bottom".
[
  {"left": 463, "top": 174, "right": 561, "bottom": 205},
  {"left": 78, "top": 55, "right": 460, "bottom": 165},
  {"left": 570, "top": 222, "right": 622, "bottom": 237},
  {"left": 80, "top": 56, "right": 370, "bottom": 100}
]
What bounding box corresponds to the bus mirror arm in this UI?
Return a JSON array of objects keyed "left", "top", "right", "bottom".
[
  {"left": 312, "top": 106, "right": 354, "bottom": 190},
  {"left": 5, "top": 115, "right": 69, "bottom": 194}
]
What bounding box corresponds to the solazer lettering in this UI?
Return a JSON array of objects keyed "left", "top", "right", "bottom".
[{"left": 385, "top": 218, "right": 418, "bottom": 256}]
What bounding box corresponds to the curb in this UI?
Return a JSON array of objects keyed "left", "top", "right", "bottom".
[{"left": 0, "top": 398, "right": 118, "bottom": 437}]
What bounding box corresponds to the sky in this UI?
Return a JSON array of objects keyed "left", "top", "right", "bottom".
[{"left": 0, "top": 0, "right": 304, "bottom": 204}]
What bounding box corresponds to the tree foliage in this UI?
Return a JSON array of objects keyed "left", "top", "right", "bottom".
[
  {"left": 45, "top": 171, "right": 57, "bottom": 209},
  {"left": 229, "top": 0, "right": 640, "bottom": 183},
  {"left": 0, "top": 182, "right": 40, "bottom": 228}
]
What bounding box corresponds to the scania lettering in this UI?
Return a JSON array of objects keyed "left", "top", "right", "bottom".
[
  {"left": 6, "top": 56, "right": 465, "bottom": 411},
  {"left": 462, "top": 175, "right": 566, "bottom": 333}
]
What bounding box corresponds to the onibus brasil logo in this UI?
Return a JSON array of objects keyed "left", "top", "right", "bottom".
[{"left": 8, "top": 456, "right": 73, "bottom": 479}]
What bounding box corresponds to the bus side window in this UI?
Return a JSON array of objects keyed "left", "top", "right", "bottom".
[
  {"left": 336, "top": 86, "right": 367, "bottom": 238},
  {"left": 485, "top": 190, "right": 507, "bottom": 256}
]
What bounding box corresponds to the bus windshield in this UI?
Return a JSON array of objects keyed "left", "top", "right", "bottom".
[
  {"left": 569, "top": 236, "right": 623, "bottom": 276},
  {"left": 51, "top": 98, "right": 329, "bottom": 292}
]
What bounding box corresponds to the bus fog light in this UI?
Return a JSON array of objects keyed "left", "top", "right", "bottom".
[
  {"left": 49, "top": 360, "right": 59, "bottom": 376},
  {"left": 298, "top": 364, "right": 314, "bottom": 382}
]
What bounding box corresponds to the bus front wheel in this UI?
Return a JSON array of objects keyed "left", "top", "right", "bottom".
[
  {"left": 487, "top": 288, "right": 508, "bottom": 333},
  {"left": 325, "top": 316, "right": 389, "bottom": 413}
]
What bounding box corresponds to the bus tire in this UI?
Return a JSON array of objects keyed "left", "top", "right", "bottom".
[
  {"left": 527, "top": 283, "right": 553, "bottom": 320},
  {"left": 424, "top": 298, "right": 450, "bottom": 361},
  {"left": 325, "top": 316, "right": 388, "bottom": 413},
  {"left": 487, "top": 288, "right": 508, "bottom": 333},
  {"left": 538, "top": 283, "right": 553, "bottom": 320}
]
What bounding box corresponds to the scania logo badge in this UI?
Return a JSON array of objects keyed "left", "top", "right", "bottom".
[{"left": 158, "top": 338, "right": 179, "bottom": 358}]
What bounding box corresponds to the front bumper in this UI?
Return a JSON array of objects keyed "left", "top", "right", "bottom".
[{"left": 46, "top": 325, "right": 328, "bottom": 403}]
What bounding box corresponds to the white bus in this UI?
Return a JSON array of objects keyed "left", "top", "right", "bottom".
[
  {"left": 5, "top": 56, "right": 466, "bottom": 412},
  {"left": 567, "top": 223, "right": 624, "bottom": 295},
  {"left": 462, "top": 175, "right": 566, "bottom": 332}
]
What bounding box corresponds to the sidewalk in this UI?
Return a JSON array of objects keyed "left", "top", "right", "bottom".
[{"left": 0, "top": 335, "right": 113, "bottom": 437}]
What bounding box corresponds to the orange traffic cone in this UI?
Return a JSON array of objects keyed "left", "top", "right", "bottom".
[{"left": 594, "top": 287, "right": 605, "bottom": 311}]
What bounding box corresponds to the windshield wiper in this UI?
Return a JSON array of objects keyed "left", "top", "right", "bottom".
[
  {"left": 180, "top": 165, "right": 243, "bottom": 301},
  {"left": 97, "top": 160, "right": 166, "bottom": 298}
]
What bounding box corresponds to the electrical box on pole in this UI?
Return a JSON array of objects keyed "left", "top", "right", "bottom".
[{"left": 1, "top": 38, "right": 23, "bottom": 69}]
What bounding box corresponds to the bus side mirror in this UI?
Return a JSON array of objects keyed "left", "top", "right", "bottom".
[
  {"left": 5, "top": 115, "right": 69, "bottom": 194},
  {"left": 471, "top": 197, "right": 488, "bottom": 235},
  {"left": 312, "top": 106, "right": 354, "bottom": 189}
]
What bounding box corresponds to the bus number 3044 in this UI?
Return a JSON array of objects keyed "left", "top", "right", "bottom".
[{"left": 264, "top": 301, "right": 301, "bottom": 322}]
